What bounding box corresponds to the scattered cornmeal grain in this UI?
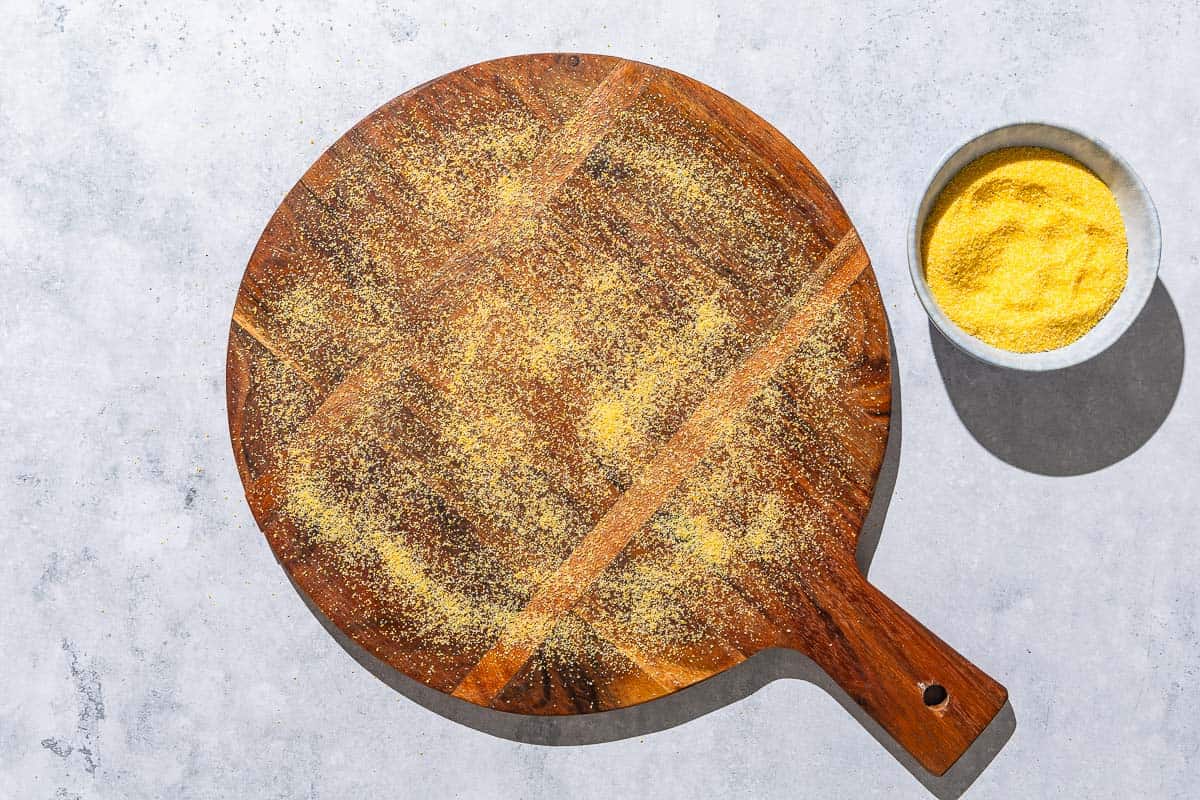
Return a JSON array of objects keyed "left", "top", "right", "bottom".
[
  {"left": 922, "top": 146, "right": 1128, "bottom": 352},
  {"left": 234, "top": 79, "right": 876, "bottom": 685}
]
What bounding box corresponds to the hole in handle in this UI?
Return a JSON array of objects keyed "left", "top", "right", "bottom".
[{"left": 923, "top": 684, "right": 948, "bottom": 707}]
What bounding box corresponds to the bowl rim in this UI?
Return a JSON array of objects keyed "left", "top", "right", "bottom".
[{"left": 907, "top": 120, "right": 1161, "bottom": 372}]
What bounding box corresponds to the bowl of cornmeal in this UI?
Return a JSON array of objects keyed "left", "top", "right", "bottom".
[{"left": 909, "top": 122, "right": 1160, "bottom": 370}]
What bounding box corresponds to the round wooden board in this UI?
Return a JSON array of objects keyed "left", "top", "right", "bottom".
[{"left": 227, "top": 54, "right": 1005, "bottom": 775}]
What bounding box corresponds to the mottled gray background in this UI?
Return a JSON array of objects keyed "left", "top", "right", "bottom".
[{"left": 3, "top": 2, "right": 1197, "bottom": 798}]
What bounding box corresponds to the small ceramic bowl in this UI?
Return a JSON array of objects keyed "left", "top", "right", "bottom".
[{"left": 908, "top": 122, "right": 1160, "bottom": 371}]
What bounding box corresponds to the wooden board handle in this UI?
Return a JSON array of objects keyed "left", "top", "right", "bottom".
[{"left": 797, "top": 566, "right": 1008, "bottom": 775}]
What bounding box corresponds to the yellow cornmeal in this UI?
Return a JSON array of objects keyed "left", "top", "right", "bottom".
[
  {"left": 922, "top": 146, "right": 1128, "bottom": 353},
  {"left": 255, "top": 99, "right": 864, "bottom": 675}
]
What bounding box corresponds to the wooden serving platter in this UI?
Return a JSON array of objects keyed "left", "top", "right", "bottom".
[{"left": 227, "top": 53, "right": 1006, "bottom": 775}]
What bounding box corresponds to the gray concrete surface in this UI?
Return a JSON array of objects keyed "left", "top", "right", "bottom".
[{"left": 2, "top": 2, "right": 1198, "bottom": 797}]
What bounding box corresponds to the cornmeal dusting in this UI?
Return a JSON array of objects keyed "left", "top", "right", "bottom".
[{"left": 232, "top": 66, "right": 885, "bottom": 693}]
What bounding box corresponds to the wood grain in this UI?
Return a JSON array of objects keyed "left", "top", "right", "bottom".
[
  {"left": 451, "top": 227, "right": 869, "bottom": 705},
  {"left": 227, "top": 53, "right": 1006, "bottom": 775}
]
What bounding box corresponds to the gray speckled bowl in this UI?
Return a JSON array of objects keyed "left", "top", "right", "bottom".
[{"left": 909, "top": 122, "right": 1160, "bottom": 371}]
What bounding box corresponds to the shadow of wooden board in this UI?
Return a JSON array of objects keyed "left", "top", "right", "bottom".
[{"left": 226, "top": 53, "right": 1007, "bottom": 776}]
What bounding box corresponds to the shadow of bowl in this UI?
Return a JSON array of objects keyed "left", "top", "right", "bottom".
[{"left": 930, "top": 279, "right": 1183, "bottom": 476}]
